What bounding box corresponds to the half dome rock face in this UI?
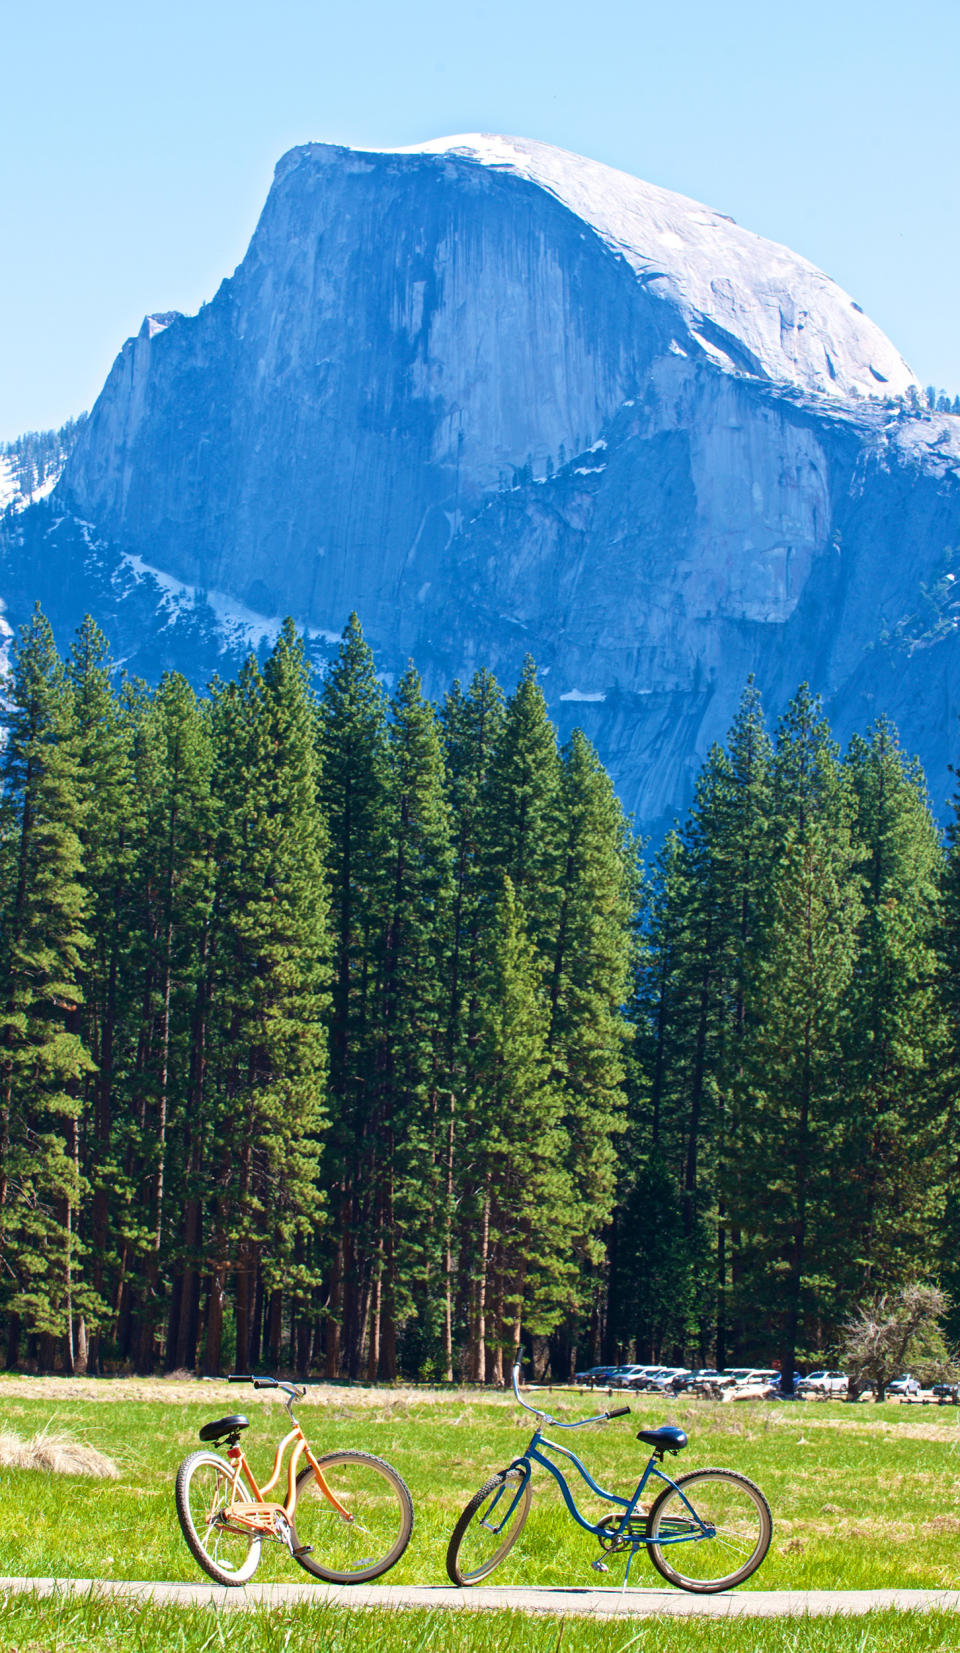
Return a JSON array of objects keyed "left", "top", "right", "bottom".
[
  {"left": 386, "top": 135, "right": 916, "bottom": 401},
  {"left": 24, "top": 135, "right": 960, "bottom": 827},
  {"left": 63, "top": 138, "right": 671, "bottom": 633}
]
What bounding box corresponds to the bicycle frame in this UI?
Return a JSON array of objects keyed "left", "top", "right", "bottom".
[
  {"left": 215, "top": 1384, "right": 351, "bottom": 1539},
  {"left": 493, "top": 1361, "right": 714, "bottom": 1556},
  {"left": 497, "top": 1427, "right": 706, "bottom": 1552}
]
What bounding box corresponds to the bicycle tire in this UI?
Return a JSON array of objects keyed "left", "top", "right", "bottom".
[
  {"left": 446, "top": 1467, "right": 532, "bottom": 1585},
  {"left": 175, "top": 1450, "right": 262, "bottom": 1586},
  {"left": 645, "top": 1466, "right": 772, "bottom": 1593},
  {"left": 291, "top": 1451, "right": 414, "bottom": 1583}
]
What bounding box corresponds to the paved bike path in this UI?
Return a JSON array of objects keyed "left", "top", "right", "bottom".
[{"left": 5, "top": 1577, "right": 960, "bottom": 1618}]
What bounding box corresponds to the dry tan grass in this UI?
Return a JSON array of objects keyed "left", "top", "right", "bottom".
[
  {"left": 0, "top": 1373, "right": 497, "bottom": 1410},
  {"left": 0, "top": 1423, "right": 120, "bottom": 1477}
]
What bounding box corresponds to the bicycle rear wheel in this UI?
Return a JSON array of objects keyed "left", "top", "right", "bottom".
[
  {"left": 175, "top": 1451, "right": 262, "bottom": 1586},
  {"left": 446, "top": 1467, "right": 532, "bottom": 1585},
  {"left": 645, "top": 1466, "right": 771, "bottom": 1592},
  {"left": 292, "top": 1451, "right": 414, "bottom": 1583}
]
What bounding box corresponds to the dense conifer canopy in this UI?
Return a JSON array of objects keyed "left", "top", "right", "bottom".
[{"left": 0, "top": 619, "right": 953, "bottom": 1379}]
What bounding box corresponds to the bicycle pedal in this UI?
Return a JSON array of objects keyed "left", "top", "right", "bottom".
[
  {"left": 292, "top": 1545, "right": 314, "bottom": 1557},
  {"left": 591, "top": 1559, "right": 610, "bottom": 1573}
]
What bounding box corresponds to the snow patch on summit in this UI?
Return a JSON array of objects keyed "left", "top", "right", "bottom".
[{"left": 378, "top": 134, "right": 917, "bottom": 403}]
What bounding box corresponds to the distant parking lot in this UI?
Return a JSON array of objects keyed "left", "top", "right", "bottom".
[{"left": 568, "top": 1365, "right": 960, "bottom": 1403}]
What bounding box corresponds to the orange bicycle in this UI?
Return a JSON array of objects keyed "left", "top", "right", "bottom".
[{"left": 174, "top": 1373, "right": 414, "bottom": 1587}]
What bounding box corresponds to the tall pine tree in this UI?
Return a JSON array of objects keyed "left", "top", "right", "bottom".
[{"left": 0, "top": 609, "right": 97, "bottom": 1370}]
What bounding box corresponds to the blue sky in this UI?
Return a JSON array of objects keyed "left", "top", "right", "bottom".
[{"left": 2, "top": 0, "right": 958, "bottom": 439}]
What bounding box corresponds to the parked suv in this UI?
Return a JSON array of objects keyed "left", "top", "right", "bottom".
[
  {"left": 796, "top": 1370, "right": 847, "bottom": 1397},
  {"left": 887, "top": 1374, "right": 921, "bottom": 1397}
]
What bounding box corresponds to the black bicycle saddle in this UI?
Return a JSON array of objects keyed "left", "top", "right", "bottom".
[
  {"left": 637, "top": 1425, "right": 688, "bottom": 1455},
  {"left": 198, "top": 1413, "right": 249, "bottom": 1443}
]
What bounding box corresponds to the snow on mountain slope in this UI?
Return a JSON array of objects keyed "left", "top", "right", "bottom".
[
  {"left": 381, "top": 135, "right": 917, "bottom": 402},
  {"left": 0, "top": 454, "right": 61, "bottom": 513}
]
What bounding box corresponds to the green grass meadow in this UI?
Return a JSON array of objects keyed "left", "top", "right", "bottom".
[
  {"left": 5, "top": 1595, "right": 960, "bottom": 1653},
  {"left": 4, "top": 1378, "right": 960, "bottom": 1649}
]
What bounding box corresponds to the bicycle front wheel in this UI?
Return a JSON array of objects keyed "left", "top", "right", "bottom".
[
  {"left": 645, "top": 1467, "right": 771, "bottom": 1593},
  {"left": 292, "top": 1451, "right": 414, "bottom": 1583},
  {"left": 175, "top": 1450, "right": 262, "bottom": 1586},
  {"left": 446, "top": 1468, "right": 532, "bottom": 1585}
]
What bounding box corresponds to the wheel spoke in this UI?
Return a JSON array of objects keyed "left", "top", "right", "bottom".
[
  {"left": 186, "top": 1465, "right": 251, "bottom": 1575},
  {"left": 293, "top": 1453, "right": 413, "bottom": 1581},
  {"left": 647, "top": 1470, "right": 771, "bottom": 1592},
  {"left": 176, "top": 1452, "right": 262, "bottom": 1586},
  {"left": 447, "top": 1470, "right": 531, "bottom": 1585}
]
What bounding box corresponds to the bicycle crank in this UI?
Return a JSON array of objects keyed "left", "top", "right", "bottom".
[
  {"left": 597, "top": 1514, "right": 646, "bottom": 1553},
  {"left": 272, "top": 1511, "right": 299, "bottom": 1554}
]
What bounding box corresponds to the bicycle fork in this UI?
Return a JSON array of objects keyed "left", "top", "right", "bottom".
[{"left": 480, "top": 1469, "right": 529, "bottom": 1534}]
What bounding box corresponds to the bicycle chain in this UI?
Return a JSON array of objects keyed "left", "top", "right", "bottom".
[{"left": 596, "top": 1513, "right": 647, "bottom": 1552}]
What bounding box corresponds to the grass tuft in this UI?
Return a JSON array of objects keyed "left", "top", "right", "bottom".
[{"left": 0, "top": 1420, "right": 120, "bottom": 1477}]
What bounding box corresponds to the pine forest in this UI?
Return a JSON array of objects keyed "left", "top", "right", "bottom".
[{"left": 1, "top": 606, "right": 958, "bottom": 1386}]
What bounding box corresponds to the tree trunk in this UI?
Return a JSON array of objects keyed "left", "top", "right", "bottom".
[
  {"left": 443, "top": 1099, "right": 455, "bottom": 1382},
  {"left": 473, "top": 1185, "right": 491, "bottom": 1382},
  {"left": 324, "top": 1202, "right": 346, "bottom": 1378},
  {"left": 235, "top": 1246, "right": 252, "bottom": 1373},
  {"left": 267, "top": 1289, "right": 283, "bottom": 1370},
  {"left": 367, "top": 1265, "right": 382, "bottom": 1382},
  {"left": 204, "top": 1268, "right": 225, "bottom": 1376}
]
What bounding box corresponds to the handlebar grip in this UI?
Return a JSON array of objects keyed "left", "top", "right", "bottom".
[
  {"left": 228, "top": 1373, "right": 252, "bottom": 1383},
  {"left": 253, "top": 1376, "right": 278, "bottom": 1389},
  {"left": 607, "top": 1406, "right": 631, "bottom": 1418}
]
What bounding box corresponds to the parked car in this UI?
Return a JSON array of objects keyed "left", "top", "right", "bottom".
[
  {"left": 626, "top": 1366, "right": 673, "bottom": 1391},
  {"left": 730, "top": 1370, "right": 780, "bottom": 1399},
  {"left": 647, "top": 1367, "right": 691, "bottom": 1392},
  {"left": 598, "top": 1362, "right": 651, "bottom": 1388},
  {"left": 604, "top": 1364, "right": 653, "bottom": 1387},
  {"left": 796, "top": 1370, "right": 848, "bottom": 1397},
  {"left": 932, "top": 1382, "right": 960, "bottom": 1405},
  {"left": 887, "top": 1374, "right": 921, "bottom": 1397},
  {"left": 679, "top": 1368, "right": 723, "bottom": 1394},
  {"left": 574, "top": 1365, "right": 617, "bottom": 1384}
]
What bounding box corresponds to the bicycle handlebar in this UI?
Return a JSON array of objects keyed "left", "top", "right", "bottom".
[
  {"left": 228, "top": 1373, "right": 306, "bottom": 1402},
  {"left": 511, "top": 1357, "right": 631, "bottom": 1428}
]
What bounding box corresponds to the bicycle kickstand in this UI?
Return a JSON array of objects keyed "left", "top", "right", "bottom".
[{"left": 621, "top": 1547, "right": 636, "bottom": 1594}]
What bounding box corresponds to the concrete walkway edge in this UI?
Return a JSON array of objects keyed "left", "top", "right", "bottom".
[{"left": 5, "top": 1577, "right": 960, "bottom": 1619}]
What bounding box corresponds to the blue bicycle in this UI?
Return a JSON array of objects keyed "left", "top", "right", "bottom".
[{"left": 446, "top": 1357, "right": 772, "bottom": 1594}]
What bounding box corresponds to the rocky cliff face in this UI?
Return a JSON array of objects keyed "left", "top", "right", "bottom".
[{"left": 6, "top": 135, "right": 960, "bottom": 829}]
